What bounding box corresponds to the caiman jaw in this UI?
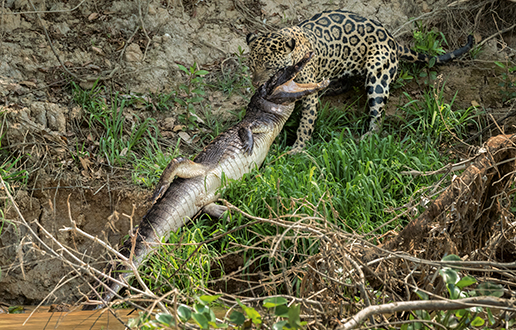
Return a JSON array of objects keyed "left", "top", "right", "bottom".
[
  {"left": 269, "top": 77, "right": 330, "bottom": 104},
  {"left": 265, "top": 51, "right": 329, "bottom": 104}
]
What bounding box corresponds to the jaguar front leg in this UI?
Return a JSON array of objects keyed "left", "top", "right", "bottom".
[
  {"left": 150, "top": 157, "right": 209, "bottom": 204},
  {"left": 290, "top": 93, "right": 319, "bottom": 154}
]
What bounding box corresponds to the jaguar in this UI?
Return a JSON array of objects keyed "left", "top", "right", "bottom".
[{"left": 246, "top": 9, "right": 474, "bottom": 152}]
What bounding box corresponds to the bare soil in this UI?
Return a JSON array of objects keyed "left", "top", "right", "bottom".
[{"left": 0, "top": 0, "right": 515, "bottom": 306}]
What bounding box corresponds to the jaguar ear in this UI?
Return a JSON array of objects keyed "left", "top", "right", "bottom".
[
  {"left": 285, "top": 38, "right": 296, "bottom": 52},
  {"left": 246, "top": 33, "right": 256, "bottom": 45}
]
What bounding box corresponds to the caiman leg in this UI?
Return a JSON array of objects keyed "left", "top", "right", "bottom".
[
  {"left": 203, "top": 203, "right": 228, "bottom": 219},
  {"left": 150, "top": 157, "right": 209, "bottom": 204}
]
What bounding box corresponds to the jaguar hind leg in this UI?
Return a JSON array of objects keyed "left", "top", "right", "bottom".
[{"left": 363, "top": 62, "right": 397, "bottom": 136}]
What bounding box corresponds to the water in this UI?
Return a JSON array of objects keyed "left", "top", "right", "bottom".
[{"left": 0, "top": 306, "right": 132, "bottom": 330}]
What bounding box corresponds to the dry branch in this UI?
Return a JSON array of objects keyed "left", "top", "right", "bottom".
[
  {"left": 383, "top": 134, "right": 516, "bottom": 254},
  {"left": 338, "top": 297, "right": 516, "bottom": 330}
]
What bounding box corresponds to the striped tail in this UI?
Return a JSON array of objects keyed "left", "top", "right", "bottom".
[{"left": 398, "top": 35, "right": 474, "bottom": 64}]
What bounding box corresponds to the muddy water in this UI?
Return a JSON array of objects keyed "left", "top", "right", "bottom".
[{"left": 0, "top": 307, "right": 132, "bottom": 330}]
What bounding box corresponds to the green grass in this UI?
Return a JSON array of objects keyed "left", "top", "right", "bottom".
[
  {"left": 133, "top": 82, "right": 483, "bottom": 298},
  {"left": 67, "top": 59, "right": 482, "bottom": 303},
  {"left": 139, "top": 222, "right": 221, "bottom": 297}
]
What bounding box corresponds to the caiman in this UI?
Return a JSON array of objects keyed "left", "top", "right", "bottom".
[{"left": 83, "top": 52, "right": 329, "bottom": 309}]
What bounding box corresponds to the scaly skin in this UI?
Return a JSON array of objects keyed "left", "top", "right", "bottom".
[{"left": 83, "top": 52, "right": 329, "bottom": 310}]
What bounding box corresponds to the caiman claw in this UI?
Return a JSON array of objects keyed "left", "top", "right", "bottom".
[{"left": 238, "top": 126, "right": 254, "bottom": 155}]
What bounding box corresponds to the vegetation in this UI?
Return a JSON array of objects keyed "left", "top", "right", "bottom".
[
  {"left": 495, "top": 60, "right": 516, "bottom": 102},
  {"left": 410, "top": 255, "right": 506, "bottom": 330},
  {"left": 127, "top": 295, "right": 306, "bottom": 330},
  {"left": 395, "top": 21, "right": 450, "bottom": 88},
  {"left": 4, "top": 19, "right": 509, "bottom": 329}
]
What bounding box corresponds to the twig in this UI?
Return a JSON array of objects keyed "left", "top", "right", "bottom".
[
  {"left": 136, "top": 0, "right": 151, "bottom": 62},
  {"left": 462, "top": 105, "right": 516, "bottom": 145},
  {"left": 26, "top": 0, "right": 83, "bottom": 82},
  {"left": 23, "top": 272, "right": 79, "bottom": 325},
  {"left": 60, "top": 217, "right": 168, "bottom": 313},
  {"left": 118, "top": 27, "right": 140, "bottom": 62},
  {"left": 338, "top": 297, "right": 516, "bottom": 330},
  {"left": 477, "top": 23, "right": 516, "bottom": 48},
  {"left": 2, "top": 0, "right": 86, "bottom": 15},
  {"left": 400, "top": 157, "right": 475, "bottom": 176}
]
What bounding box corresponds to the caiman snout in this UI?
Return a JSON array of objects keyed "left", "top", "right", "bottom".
[{"left": 265, "top": 52, "right": 329, "bottom": 104}]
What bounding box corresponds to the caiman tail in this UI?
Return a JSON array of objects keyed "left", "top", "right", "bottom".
[{"left": 82, "top": 52, "right": 329, "bottom": 310}]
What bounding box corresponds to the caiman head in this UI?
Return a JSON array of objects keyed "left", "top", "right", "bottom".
[{"left": 253, "top": 52, "right": 329, "bottom": 106}]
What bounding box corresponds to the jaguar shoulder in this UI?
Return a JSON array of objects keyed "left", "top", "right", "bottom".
[{"left": 246, "top": 9, "right": 474, "bottom": 152}]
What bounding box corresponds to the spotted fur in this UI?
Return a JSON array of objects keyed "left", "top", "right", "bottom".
[{"left": 246, "top": 10, "right": 474, "bottom": 151}]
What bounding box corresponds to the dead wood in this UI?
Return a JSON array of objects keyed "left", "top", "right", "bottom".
[{"left": 382, "top": 134, "right": 516, "bottom": 257}]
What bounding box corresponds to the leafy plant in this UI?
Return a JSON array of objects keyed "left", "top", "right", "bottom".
[
  {"left": 126, "top": 295, "right": 307, "bottom": 330},
  {"left": 495, "top": 60, "right": 516, "bottom": 102},
  {"left": 406, "top": 254, "right": 505, "bottom": 330},
  {"left": 394, "top": 21, "right": 449, "bottom": 88},
  {"left": 207, "top": 46, "right": 253, "bottom": 97},
  {"left": 175, "top": 63, "right": 209, "bottom": 130},
  {"left": 412, "top": 21, "right": 448, "bottom": 85},
  {"left": 0, "top": 156, "right": 28, "bottom": 188},
  {"left": 72, "top": 82, "right": 159, "bottom": 166}
]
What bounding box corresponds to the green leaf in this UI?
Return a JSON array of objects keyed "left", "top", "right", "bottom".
[
  {"left": 456, "top": 275, "right": 477, "bottom": 289},
  {"left": 196, "top": 70, "right": 209, "bottom": 76},
  {"left": 263, "top": 297, "right": 289, "bottom": 308},
  {"left": 273, "top": 320, "right": 289, "bottom": 330},
  {"left": 274, "top": 305, "right": 290, "bottom": 317},
  {"left": 8, "top": 306, "right": 24, "bottom": 314},
  {"left": 470, "top": 316, "right": 485, "bottom": 326},
  {"left": 192, "top": 89, "right": 206, "bottom": 96},
  {"left": 189, "top": 96, "right": 204, "bottom": 103},
  {"left": 442, "top": 254, "right": 462, "bottom": 264},
  {"left": 127, "top": 318, "right": 139, "bottom": 328},
  {"left": 477, "top": 282, "right": 504, "bottom": 297},
  {"left": 442, "top": 254, "right": 461, "bottom": 260},
  {"left": 209, "top": 322, "right": 229, "bottom": 328},
  {"left": 487, "top": 307, "right": 495, "bottom": 325},
  {"left": 494, "top": 61, "right": 505, "bottom": 68},
  {"left": 197, "top": 294, "right": 222, "bottom": 304},
  {"left": 439, "top": 268, "right": 459, "bottom": 285},
  {"left": 156, "top": 313, "right": 174, "bottom": 326},
  {"left": 288, "top": 304, "right": 303, "bottom": 328},
  {"left": 174, "top": 97, "right": 187, "bottom": 107},
  {"left": 195, "top": 303, "right": 210, "bottom": 314},
  {"left": 177, "top": 64, "right": 189, "bottom": 73},
  {"left": 193, "top": 312, "right": 209, "bottom": 329},
  {"left": 205, "top": 308, "right": 217, "bottom": 323},
  {"left": 447, "top": 283, "right": 461, "bottom": 300},
  {"left": 428, "top": 57, "right": 436, "bottom": 68},
  {"left": 455, "top": 309, "right": 467, "bottom": 318},
  {"left": 177, "top": 305, "right": 192, "bottom": 323},
  {"left": 228, "top": 311, "right": 246, "bottom": 325},
  {"left": 414, "top": 290, "right": 429, "bottom": 301},
  {"left": 237, "top": 299, "right": 262, "bottom": 325}
]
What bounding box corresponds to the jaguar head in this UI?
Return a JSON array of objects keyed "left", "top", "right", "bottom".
[{"left": 246, "top": 32, "right": 297, "bottom": 88}]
